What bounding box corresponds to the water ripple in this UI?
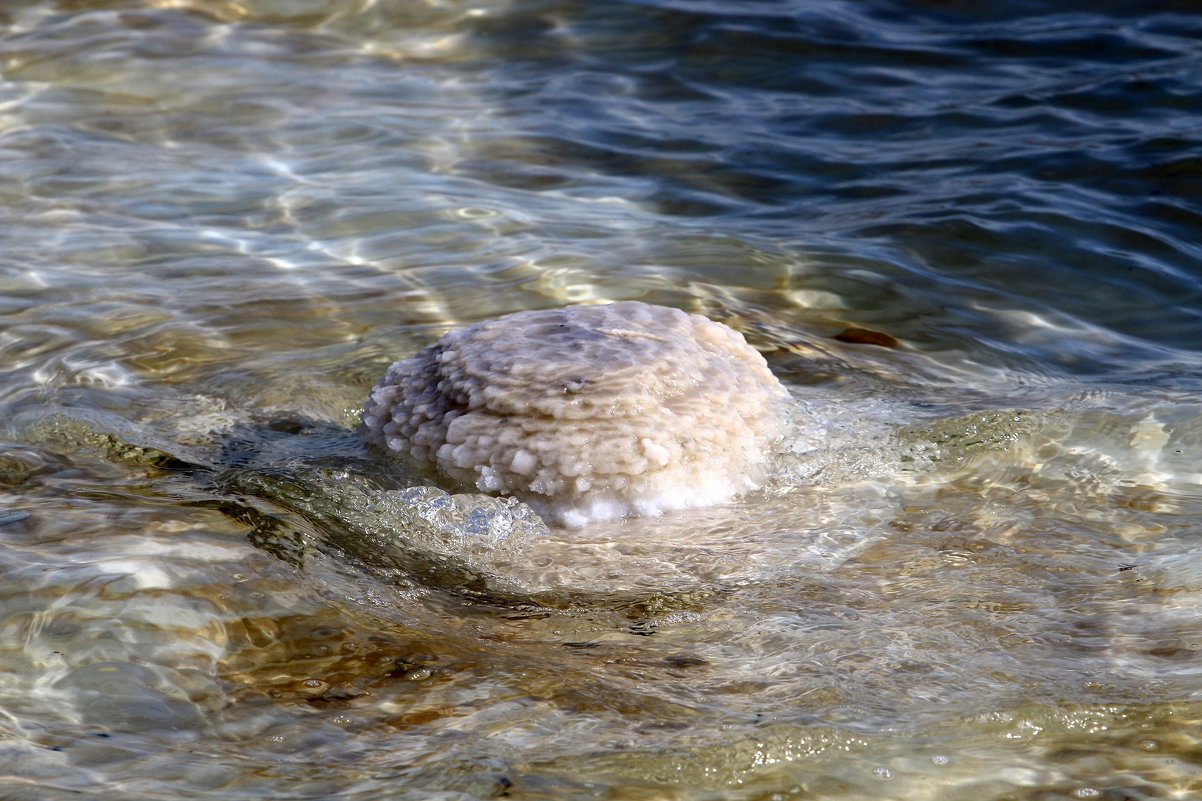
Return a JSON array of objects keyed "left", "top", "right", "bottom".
[{"left": 3, "top": 0, "right": 1202, "bottom": 798}]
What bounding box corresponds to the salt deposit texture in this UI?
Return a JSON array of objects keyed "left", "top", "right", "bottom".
[{"left": 362, "top": 302, "right": 790, "bottom": 526}]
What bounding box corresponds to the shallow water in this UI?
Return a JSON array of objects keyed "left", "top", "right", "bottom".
[{"left": 3, "top": 1, "right": 1202, "bottom": 798}]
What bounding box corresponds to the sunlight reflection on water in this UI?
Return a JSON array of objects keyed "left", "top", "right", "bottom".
[{"left": 2, "top": 0, "right": 1202, "bottom": 799}]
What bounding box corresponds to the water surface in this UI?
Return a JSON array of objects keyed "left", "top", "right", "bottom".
[{"left": 3, "top": 1, "right": 1202, "bottom": 798}]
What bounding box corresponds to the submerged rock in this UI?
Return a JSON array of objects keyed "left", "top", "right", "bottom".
[{"left": 362, "top": 302, "right": 790, "bottom": 526}]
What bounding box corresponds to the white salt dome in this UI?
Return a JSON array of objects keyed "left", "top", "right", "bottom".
[{"left": 362, "top": 302, "right": 790, "bottom": 527}]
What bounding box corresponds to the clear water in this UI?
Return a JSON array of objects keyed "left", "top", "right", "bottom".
[{"left": 3, "top": 1, "right": 1202, "bottom": 798}]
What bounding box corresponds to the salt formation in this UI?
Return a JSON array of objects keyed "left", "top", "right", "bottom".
[{"left": 362, "top": 302, "right": 789, "bottom": 527}]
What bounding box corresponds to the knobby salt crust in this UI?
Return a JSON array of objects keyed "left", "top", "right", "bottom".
[{"left": 363, "top": 302, "right": 788, "bottom": 527}]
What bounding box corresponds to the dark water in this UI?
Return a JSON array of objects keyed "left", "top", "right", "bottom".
[{"left": 2, "top": 1, "right": 1202, "bottom": 799}]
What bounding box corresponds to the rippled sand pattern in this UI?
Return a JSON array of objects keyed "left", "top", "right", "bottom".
[{"left": 2, "top": 1, "right": 1202, "bottom": 799}]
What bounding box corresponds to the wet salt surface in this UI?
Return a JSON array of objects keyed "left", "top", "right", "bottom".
[
  {"left": 3, "top": 0, "right": 1202, "bottom": 799},
  {"left": 362, "top": 302, "right": 791, "bottom": 526}
]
